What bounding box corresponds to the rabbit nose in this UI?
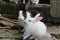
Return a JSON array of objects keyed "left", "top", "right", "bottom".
[{"left": 29, "top": 20, "right": 31, "bottom": 22}]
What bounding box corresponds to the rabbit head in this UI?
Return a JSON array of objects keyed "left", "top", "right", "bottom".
[{"left": 24, "top": 12, "right": 43, "bottom": 24}]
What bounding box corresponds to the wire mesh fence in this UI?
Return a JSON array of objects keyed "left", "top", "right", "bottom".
[{"left": 0, "top": 2, "right": 19, "bottom": 19}]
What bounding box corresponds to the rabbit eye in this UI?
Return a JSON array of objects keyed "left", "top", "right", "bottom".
[{"left": 29, "top": 20, "right": 31, "bottom": 22}]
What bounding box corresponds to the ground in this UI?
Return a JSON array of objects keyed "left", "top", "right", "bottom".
[{"left": 0, "top": 25, "right": 60, "bottom": 40}]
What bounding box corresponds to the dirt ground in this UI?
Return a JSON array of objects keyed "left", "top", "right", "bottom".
[{"left": 0, "top": 25, "right": 60, "bottom": 40}]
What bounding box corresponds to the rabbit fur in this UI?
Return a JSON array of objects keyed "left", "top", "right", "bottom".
[{"left": 18, "top": 10, "right": 57, "bottom": 40}]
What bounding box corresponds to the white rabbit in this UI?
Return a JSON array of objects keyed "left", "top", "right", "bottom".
[{"left": 18, "top": 10, "right": 57, "bottom": 40}]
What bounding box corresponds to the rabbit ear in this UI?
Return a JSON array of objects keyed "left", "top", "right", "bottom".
[
  {"left": 35, "top": 17, "right": 43, "bottom": 21},
  {"left": 34, "top": 13, "right": 40, "bottom": 18},
  {"left": 34, "top": 13, "right": 43, "bottom": 21},
  {"left": 18, "top": 10, "right": 24, "bottom": 20},
  {"left": 26, "top": 11, "right": 31, "bottom": 18}
]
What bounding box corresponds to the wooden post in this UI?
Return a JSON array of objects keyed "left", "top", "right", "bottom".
[{"left": 25, "top": 0, "right": 30, "bottom": 10}]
